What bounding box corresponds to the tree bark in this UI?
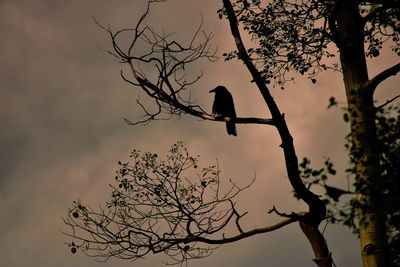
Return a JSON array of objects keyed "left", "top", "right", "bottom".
[
  {"left": 335, "top": 1, "right": 388, "bottom": 266},
  {"left": 300, "top": 222, "right": 332, "bottom": 267}
]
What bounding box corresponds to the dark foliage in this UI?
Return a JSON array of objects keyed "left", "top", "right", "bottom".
[
  {"left": 299, "top": 105, "right": 400, "bottom": 266},
  {"left": 219, "top": 0, "right": 400, "bottom": 87},
  {"left": 64, "top": 142, "right": 255, "bottom": 264}
]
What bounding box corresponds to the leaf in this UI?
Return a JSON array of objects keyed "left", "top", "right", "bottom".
[
  {"left": 299, "top": 157, "right": 310, "bottom": 168},
  {"left": 343, "top": 113, "right": 349, "bottom": 122},
  {"left": 311, "top": 169, "right": 323, "bottom": 176},
  {"left": 328, "top": 97, "right": 338, "bottom": 109}
]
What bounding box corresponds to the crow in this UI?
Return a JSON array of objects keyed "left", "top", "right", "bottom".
[{"left": 209, "top": 86, "right": 237, "bottom": 136}]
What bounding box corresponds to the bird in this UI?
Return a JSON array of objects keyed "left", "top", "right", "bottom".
[{"left": 209, "top": 86, "right": 237, "bottom": 136}]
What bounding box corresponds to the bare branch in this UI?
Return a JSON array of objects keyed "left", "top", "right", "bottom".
[
  {"left": 121, "top": 72, "right": 275, "bottom": 126},
  {"left": 94, "top": 2, "right": 223, "bottom": 127},
  {"left": 94, "top": 0, "right": 283, "bottom": 131},
  {"left": 268, "top": 205, "right": 304, "bottom": 220},
  {"left": 194, "top": 215, "right": 300, "bottom": 245},
  {"left": 300, "top": 222, "right": 334, "bottom": 267},
  {"left": 361, "top": 62, "right": 400, "bottom": 95},
  {"left": 375, "top": 94, "right": 400, "bottom": 110}
]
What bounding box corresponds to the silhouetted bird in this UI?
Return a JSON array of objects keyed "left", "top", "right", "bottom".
[{"left": 209, "top": 86, "right": 237, "bottom": 136}]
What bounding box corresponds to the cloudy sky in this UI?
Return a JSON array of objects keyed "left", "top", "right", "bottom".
[{"left": 1, "top": 1, "right": 398, "bottom": 267}]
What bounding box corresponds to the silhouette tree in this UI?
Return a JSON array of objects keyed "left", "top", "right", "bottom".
[
  {"left": 64, "top": 0, "right": 400, "bottom": 266},
  {"left": 64, "top": 142, "right": 265, "bottom": 263},
  {"left": 228, "top": 1, "right": 399, "bottom": 266}
]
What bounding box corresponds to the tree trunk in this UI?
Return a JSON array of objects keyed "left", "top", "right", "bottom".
[
  {"left": 300, "top": 221, "right": 333, "bottom": 267},
  {"left": 336, "top": 1, "right": 388, "bottom": 266}
]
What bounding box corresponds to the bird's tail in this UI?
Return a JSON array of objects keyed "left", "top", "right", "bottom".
[{"left": 226, "top": 122, "right": 237, "bottom": 136}]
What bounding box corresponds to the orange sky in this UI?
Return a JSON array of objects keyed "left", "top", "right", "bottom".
[{"left": 1, "top": 1, "right": 398, "bottom": 266}]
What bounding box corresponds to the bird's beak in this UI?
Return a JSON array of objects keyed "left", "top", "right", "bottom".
[{"left": 209, "top": 88, "right": 216, "bottom": 93}]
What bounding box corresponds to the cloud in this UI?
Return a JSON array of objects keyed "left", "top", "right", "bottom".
[{"left": 4, "top": 0, "right": 397, "bottom": 266}]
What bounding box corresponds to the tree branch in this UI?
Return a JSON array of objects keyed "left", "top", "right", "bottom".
[
  {"left": 222, "top": 0, "right": 325, "bottom": 224},
  {"left": 300, "top": 221, "right": 334, "bottom": 267},
  {"left": 195, "top": 215, "right": 301, "bottom": 245},
  {"left": 268, "top": 205, "right": 303, "bottom": 220},
  {"left": 361, "top": 62, "right": 400, "bottom": 96},
  {"left": 123, "top": 114, "right": 275, "bottom": 126},
  {"left": 327, "top": 0, "right": 343, "bottom": 48},
  {"left": 125, "top": 76, "right": 274, "bottom": 125},
  {"left": 375, "top": 94, "right": 400, "bottom": 110}
]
